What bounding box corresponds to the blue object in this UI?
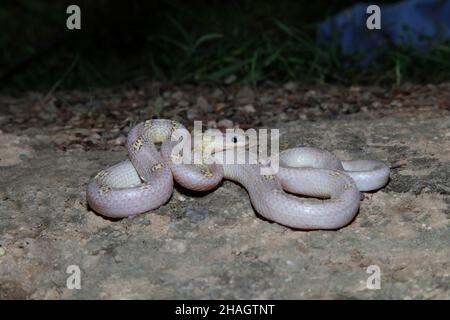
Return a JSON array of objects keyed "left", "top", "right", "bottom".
[{"left": 318, "top": 0, "right": 450, "bottom": 62}]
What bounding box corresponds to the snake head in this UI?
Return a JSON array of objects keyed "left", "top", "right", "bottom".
[
  {"left": 202, "top": 128, "right": 247, "bottom": 153},
  {"left": 223, "top": 130, "right": 248, "bottom": 150}
]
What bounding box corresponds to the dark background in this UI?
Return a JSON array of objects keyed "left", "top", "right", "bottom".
[{"left": 1, "top": 0, "right": 448, "bottom": 92}]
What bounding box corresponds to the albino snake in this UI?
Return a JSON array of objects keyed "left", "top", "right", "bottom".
[{"left": 87, "top": 119, "right": 390, "bottom": 229}]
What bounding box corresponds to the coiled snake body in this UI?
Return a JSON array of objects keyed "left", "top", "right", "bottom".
[{"left": 87, "top": 119, "right": 390, "bottom": 229}]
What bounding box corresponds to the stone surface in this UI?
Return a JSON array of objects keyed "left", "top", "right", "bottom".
[{"left": 0, "top": 85, "right": 448, "bottom": 299}]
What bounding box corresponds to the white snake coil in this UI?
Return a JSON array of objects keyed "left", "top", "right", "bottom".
[{"left": 87, "top": 119, "right": 390, "bottom": 229}]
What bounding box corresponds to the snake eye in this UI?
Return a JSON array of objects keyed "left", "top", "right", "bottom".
[{"left": 232, "top": 136, "right": 238, "bottom": 143}]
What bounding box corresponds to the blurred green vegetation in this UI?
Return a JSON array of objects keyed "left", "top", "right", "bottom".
[{"left": 1, "top": 0, "right": 449, "bottom": 92}]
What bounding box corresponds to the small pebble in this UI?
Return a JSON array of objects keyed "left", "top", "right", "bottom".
[
  {"left": 206, "top": 120, "right": 217, "bottom": 128},
  {"left": 214, "top": 102, "right": 226, "bottom": 112},
  {"left": 236, "top": 86, "right": 255, "bottom": 104},
  {"left": 196, "top": 96, "right": 210, "bottom": 111},
  {"left": 171, "top": 91, "right": 183, "bottom": 100},
  {"left": 224, "top": 74, "right": 237, "bottom": 84},
  {"left": 217, "top": 119, "right": 234, "bottom": 128},
  {"left": 89, "top": 132, "right": 101, "bottom": 140},
  {"left": 212, "top": 89, "right": 223, "bottom": 98},
  {"left": 178, "top": 100, "right": 189, "bottom": 108},
  {"left": 185, "top": 207, "right": 209, "bottom": 223},
  {"left": 283, "top": 82, "right": 298, "bottom": 92},
  {"left": 113, "top": 135, "right": 126, "bottom": 145},
  {"left": 242, "top": 104, "right": 255, "bottom": 113}
]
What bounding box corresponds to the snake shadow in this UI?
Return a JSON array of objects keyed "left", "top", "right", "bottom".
[
  {"left": 84, "top": 181, "right": 224, "bottom": 222},
  {"left": 86, "top": 204, "right": 124, "bottom": 222},
  {"left": 173, "top": 180, "right": 224, "bottom": 198}
]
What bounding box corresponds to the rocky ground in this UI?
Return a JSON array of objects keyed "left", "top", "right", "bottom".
[{"left": 0, "top": 82, "right": 448, "bottom": 299}]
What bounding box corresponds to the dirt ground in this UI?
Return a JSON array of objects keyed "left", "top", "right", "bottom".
[{"left": 0, "top": 82, "right": 448, "bottom": 299}]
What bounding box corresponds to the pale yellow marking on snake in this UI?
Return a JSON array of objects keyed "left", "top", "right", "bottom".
[
  {"left": 95, "top": 170, "right": 109, "bottom": 181},
  {"left": 132, "top": 138, "right": 143, "bottom": 151},
  {"left": 144, "top": 120, "right": 153, "bottom": 128},
  {"left": 171, "top": 154, "right": 182, "bottom": 162},
  {"left": 200, "top": 168, "right": 213, "bottom": 178},
  {"left": 140, "top": 184, "right": 151, "bottom": 190},
  {"left": 271, "top": 188, "right": 283, "bottom": 194},
  {"left": 151, "top": 162, "right": 165, "bottom": 172},
  {"left": 98, "top": 185, "right": 112, "bottom": 194},
  {"left": 170, "top": 120, "right": 179, "bottom": 132}
]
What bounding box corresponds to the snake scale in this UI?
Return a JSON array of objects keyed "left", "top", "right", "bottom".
[{"left": 87, "top": 119, "right": 390, "bottom": 229}]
